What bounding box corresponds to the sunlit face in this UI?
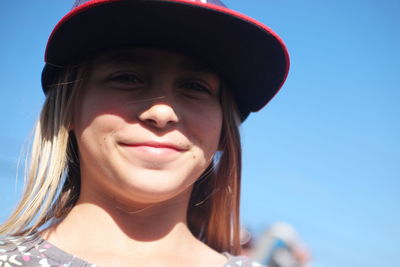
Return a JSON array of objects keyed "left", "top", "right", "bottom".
[{"left": 73, "top": 48, "right": 222, "bottom": 206}]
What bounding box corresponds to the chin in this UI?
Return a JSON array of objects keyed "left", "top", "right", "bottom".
[{"left": 110, "top": 169, "right": 200, "bottom": 205}]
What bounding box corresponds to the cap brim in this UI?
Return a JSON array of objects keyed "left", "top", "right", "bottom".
[{"left": 42, "top": 0, "right": 289, "bottom": 119}]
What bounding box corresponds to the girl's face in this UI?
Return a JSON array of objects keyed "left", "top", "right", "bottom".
[{"left": 73, "top": 48, "right": 222, "bottom": 206}]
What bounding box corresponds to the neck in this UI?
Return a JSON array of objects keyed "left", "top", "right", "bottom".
[
  {"left": 41, "top": 179, "right": 227, "bottom": 266},
  {"left": 53, "top": 190, "right": 189, "bottom": 233},
  {"left": 43, "top": 188, "right": 202, "bottom": 259}
]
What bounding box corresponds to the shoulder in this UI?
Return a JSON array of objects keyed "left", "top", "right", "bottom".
[
  {"left": 0, "top": 234, "right": 57, "bottom": 266},
  {"left": 223, "top": 253, "right": 266, "bottom": 267},
  {"left": 0, "top": 234, "right": 95, "bottom": 267},
  {"left": 0, "top": 235, "right": 42, "bottom": 266}
]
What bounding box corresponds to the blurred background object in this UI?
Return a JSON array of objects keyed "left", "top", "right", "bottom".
[{"left": 241, "top": 223, "right": 312, "bottom": 267}]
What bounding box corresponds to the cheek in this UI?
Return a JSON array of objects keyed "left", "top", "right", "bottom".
[
  {"left": 187, "top": 103, "right": 222, "bottom": 155},
  {"left": 73, "top": 92, "right": 101, "bottom": 134},
  {"left": 74, "top": 113, "right": 126, "bottom": 185},
  {"left": 74, "top": 91, "right": 128, "bottom": 136},
  {"left": 78, "top": 115, "right": 125, "bottom": 149},
  {"left": 73, "top": 102, "right": 127, "bottom": 160}
]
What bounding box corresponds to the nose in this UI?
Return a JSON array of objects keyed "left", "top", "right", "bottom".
[{"left": 138, "top": 102, "right": 179, "bottom": 129}]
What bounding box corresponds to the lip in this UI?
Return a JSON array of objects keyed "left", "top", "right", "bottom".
[
  {"left": 119, "top": 141, "right": 188, "bottom": 151},
  {"left": 118, "top": 141, "right": 189, "bottom": 159}
]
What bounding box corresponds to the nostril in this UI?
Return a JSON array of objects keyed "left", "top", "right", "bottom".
[{"left": 138, "top": 103, "right": 179, "bottom": 128}]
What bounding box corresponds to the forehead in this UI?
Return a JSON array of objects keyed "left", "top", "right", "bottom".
[{"left": 92, "top": 47, "right": 216, "bottom": 74}]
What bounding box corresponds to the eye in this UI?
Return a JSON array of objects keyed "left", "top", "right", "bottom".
[
  {"left": 109, "top": 72, "right": 143, "bottom": 85},
  {"left": 180, "top": 80, "right": 212, "bottom": 96}
]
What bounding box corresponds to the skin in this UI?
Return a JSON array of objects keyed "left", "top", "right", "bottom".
[{"left": 42, "top": 48, "right": 227, "bottom": 267}]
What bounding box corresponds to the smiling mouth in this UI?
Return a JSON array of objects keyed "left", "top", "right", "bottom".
[{"left": 118, "top": 142, "right": 188, "bottom": 157}]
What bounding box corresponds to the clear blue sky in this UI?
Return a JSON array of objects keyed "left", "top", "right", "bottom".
[{"left": 1, "top": 1, "right": 399, "bottom": 267}]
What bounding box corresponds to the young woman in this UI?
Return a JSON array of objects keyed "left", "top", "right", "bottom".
[{"left": 0, "top": 0, "right": 289, "bottom": 266}]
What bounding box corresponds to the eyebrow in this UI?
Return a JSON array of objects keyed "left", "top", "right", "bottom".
[
  {"left": 179, "top": 58, "right": 215, "bottom": 74},
  {"left": 98, "top": 52, "right": 150, "bottom": 66},
  {"left": 96, "top": 50, "right": 217, "bottom": 74}
]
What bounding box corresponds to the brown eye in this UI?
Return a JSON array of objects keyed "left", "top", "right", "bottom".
[
  {"left": 181, "top": 81, "right": 212, "bottom": 95},
  {"left": 110, "top": 73, "right": 143, "bottom": 85}
]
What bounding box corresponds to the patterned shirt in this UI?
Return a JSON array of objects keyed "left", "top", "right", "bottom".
[{"left": 0, "top": 234, "right": 264, "bottom": 267}]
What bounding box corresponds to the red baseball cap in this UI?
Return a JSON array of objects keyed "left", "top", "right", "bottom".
[{"left": 42, "top": 0, "right": 290, "bottom": 120}]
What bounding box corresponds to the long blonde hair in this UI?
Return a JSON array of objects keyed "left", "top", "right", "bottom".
[{"left": 0, "top": 56, "right": 243, "bottom": 254}]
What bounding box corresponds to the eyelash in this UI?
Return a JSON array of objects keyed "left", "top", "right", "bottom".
[
  {"left": 180, "top": 81, "right": 212, "bottom": 95},
  {"left": 107, "top": 73, "right": 213, "bottom": 96},
  {"left": 109, "top": 73, "right": 143, "bottom": 84}
]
